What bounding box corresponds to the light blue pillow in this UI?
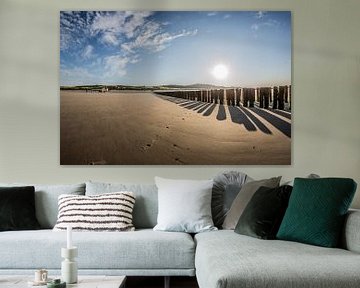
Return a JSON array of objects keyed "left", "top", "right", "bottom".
[{"left": 153, "top": 177, "right": 217, "bottom": 233}]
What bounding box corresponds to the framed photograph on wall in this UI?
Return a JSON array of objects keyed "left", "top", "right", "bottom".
[{"left": 60, "top": 11, "right": 291, "bottom": 165}]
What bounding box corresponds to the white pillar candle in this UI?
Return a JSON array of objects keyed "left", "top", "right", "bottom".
[{"left": 67, "top": 225, "right": 72, "bottom": 249}]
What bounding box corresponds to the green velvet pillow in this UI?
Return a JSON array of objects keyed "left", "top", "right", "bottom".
[
  {"left": 235, "top": 185, "right": 292, "bottom": 239},
  {"left": 0, "top": 186, "right": 41, "bottom": 231},
  {"left": 277, "top": 178, "right": 357, "bottom": 247}
]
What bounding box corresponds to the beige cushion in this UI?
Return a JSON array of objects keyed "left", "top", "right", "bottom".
[{"left": 222, "top": 177, "right": 281, "bottom": 230}]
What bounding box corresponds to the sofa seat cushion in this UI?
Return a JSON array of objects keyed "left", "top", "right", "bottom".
[
  {"left": 0, "top": 229, "right": 195, "bottom": 270},
  {"left": 195, "top": 230, "right": 360, "bottom": 288}
]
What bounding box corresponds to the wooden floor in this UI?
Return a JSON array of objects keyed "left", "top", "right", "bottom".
[{"left": 126, "top": 276, "right": 199, "bottom": 288}]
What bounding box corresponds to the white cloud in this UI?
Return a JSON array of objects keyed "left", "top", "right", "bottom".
[
  {"left": 61, "top": 67, "right": 96, "bottom": 85},
  {"left": 120, "top": 21, "right": 161, "bottom": 53},
  {"left": 255, "top": 11, "right": 266, "bottom": 19},
  {"left": 82, "top": 45, "right": 94, "bottom": 59},
  {"left": 251, "top": 21, "right": 280, "bottom": 31},
  {"left": 61, "top": 18, "right": 72, "bottom": 27},
  {"left": 103, "top": 55, "right": 130, "bottom": 78},
  {"left": 251, "top": 24, "right": 259, "bottom": 31},
  {"left": 60, "top": 11, "right": 89, "bottom": 51},
  {"left": 121, "top": 23, "right": 198, "bottom": 54},
  {"left": 251, "top": 11, "right": 280, "bottom": 31},
  {"left": 122, "top": 11, "right": 153, "bottom": 38},
  {"left": 60, "top": 33, "right": 72, "bottom": 51},
  {"left": 90, "top": 11, "right": 153, "bottom": 46},
  {"left": 207, "top": 12, "right": 217, "bottom": 17},
  {"left": 151, "top": 29, "right": 198, "bottom": 52},
  {"left": 91, "top": 12, "right": 126, "bottom": 34},
  {"left": 224, "top": 14, "right": 231, "bottom": 19},
  {"left": 101, "top": 32, "right": 120, "bottom": 46},
  {"left": 89, "top": 57, "right": 102, "bottom": 67},
  {"left": 263, "top": 19, "right": 280, "bottom": 27}
]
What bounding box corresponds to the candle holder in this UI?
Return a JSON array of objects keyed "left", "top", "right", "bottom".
[{"left": 61, "top": 247, "right": 78, "bottom": 284}]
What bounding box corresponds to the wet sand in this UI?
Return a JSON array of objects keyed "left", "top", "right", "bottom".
[{"left": 60, "top": 91, "right": 291, "bottom": 165}]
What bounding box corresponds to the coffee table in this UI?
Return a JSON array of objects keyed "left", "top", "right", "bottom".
[{"left": 0, "top": 275, "right": 126, "bottom": 288}]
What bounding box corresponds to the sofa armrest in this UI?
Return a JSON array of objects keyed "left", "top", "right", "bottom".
[{"left": 342, "top": 209, "right": 360, "bottom": 253}]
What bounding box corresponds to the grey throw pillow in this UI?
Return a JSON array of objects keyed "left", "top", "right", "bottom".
[
  {"left": 153, "top": 177, "right": 217, "bottom": 233},
  {"left": 212, "top": 171, "right": 251, "bottom": 228},
  {"left": 222, "top": 177, "right": 281, "bottom": 230}
]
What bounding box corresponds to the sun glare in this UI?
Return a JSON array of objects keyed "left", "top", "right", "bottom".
[{"left": 212, "top": 64, "right": 229, "bottom": 80}]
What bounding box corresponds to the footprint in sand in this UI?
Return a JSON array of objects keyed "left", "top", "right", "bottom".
[
  {"left": 140, "top": 143, "right": 152, "bottom": 151},
  {"left": 140, "top": 135, "right": 161, "bottom": 151}
]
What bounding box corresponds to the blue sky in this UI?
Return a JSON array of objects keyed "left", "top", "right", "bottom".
[{"left": 60, "top": 11, "right": 291, "bottom": 87}]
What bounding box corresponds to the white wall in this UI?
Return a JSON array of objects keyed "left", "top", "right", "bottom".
[{"left": 0, "top": 0, "right": 359, "bottom": 207}]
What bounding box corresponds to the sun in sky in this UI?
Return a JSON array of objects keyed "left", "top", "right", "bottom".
[{"left": 212, "top": 64, "right": 229, "bottom": 80}]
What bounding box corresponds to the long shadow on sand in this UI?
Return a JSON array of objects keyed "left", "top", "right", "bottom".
[
  {"left": 184, "top": 102, "right": 205, "bottom": 110},
  {"left": 203, "top": 104, "right": 217, "bottom": 116},
  {"left": 251, "top": 107, "right": 291, "bottom": 138},
  {"left": 217, "top": 105, "right": 226, "bottom": 121},
  {"left": 156, "top": 95, "right": 290, "bottom": 137},
  {"left": 269, "top": 109, "right": 291, "bottom": 120},
  {"left": 194, "top": 102, "right": 208, "bottom": 111},
  {"left": 237, "top": 106, "right": 272, "bottom": 134},
  {"left": 179, "top": 101, "right": 196, "bottom": 107},
  {"left": 228, "top": 106, "right": 257, "bottom": 132},
  {"left": 159, "top": 96, "right": 190, "bottom": 105},
  {"left": 197, "top": 103, "right": 212, "bottom": 113}
]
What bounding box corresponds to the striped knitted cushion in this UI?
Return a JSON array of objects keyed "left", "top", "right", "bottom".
[{"left": 53, "top": 192, "right": 136, "bottom": 231}]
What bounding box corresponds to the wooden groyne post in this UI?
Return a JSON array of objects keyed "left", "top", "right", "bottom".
[{"left": 154, "top": 84, "right": 291, "bottom": 111}]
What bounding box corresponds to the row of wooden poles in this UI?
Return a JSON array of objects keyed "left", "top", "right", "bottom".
[{"left": 155, "top": 85, "right": 291, "bottom": 110}]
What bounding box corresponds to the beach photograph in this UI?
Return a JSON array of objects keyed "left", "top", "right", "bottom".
[{"left": 60, "top": 11, "right": 292, "bottom": 165}]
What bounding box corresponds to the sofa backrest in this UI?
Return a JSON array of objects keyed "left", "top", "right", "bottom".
[
  {"left": 341, "top": 209, "right": 360, "bottom": 253},
  {"left": 86, "top": 181, "right": 158, "bottom": 229}
]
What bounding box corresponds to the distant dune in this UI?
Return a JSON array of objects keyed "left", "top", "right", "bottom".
[{"left": 60, "top": 90, "right": 291, "bottom": 165}]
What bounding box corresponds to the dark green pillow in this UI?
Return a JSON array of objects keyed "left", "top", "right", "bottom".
[
  {"left": 277, "top": 178, "right": 357, "bottom": 247},
  {"left": 234, "top": 185, "right": 292, "bottom": 239},
  {"left": 0, "top": 186, "right": 41, "bottom": 231}
]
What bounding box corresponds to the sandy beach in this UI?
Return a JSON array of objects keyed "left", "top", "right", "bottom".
[{"left": 60, "top": 90, "right": 291, "bottom": 165}]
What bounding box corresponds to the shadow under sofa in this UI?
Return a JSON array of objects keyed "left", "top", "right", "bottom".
[{"left": 0, "top": 181, "right": 359, "bottom": 288}]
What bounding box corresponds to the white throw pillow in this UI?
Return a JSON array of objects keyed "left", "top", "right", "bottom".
[
  {"left": 53, "top": 192, "right": 135, "bottom": 231},
  {"left": 153, "top": 177, "right": 217, "bottom": 233}
]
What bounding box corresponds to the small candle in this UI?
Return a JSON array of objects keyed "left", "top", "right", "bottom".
[{"left": 67, "top": 225, "right": 72, "bottom": 249}]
